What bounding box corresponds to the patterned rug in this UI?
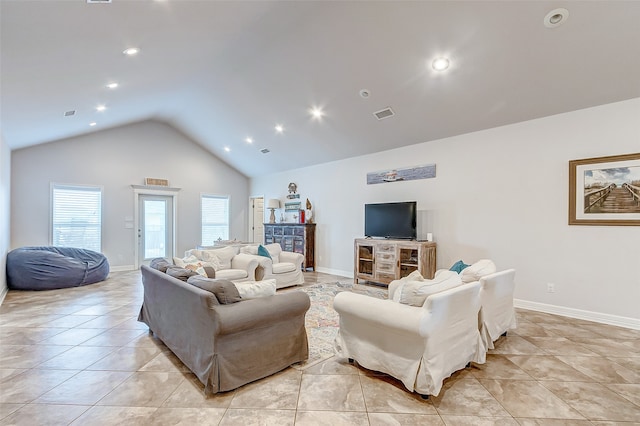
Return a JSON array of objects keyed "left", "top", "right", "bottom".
[{"left": 282, "top": 281, "right": 387, "bottom": 368}]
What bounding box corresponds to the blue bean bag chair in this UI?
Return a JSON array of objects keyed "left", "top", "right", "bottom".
[{"left": 6, "top": 246, "right": 110, "bottom": 290}]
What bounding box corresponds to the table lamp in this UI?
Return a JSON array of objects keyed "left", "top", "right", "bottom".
[{"left": 267, "top": 199, "right": 280, "bottom": 223}]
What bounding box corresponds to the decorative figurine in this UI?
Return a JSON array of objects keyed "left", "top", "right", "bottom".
[{"left": 305, "top": 198, "right": 314, "bottom": 223}]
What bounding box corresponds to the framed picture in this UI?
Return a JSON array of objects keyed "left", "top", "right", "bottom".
[
  {"left": 284, "top": 202, "right": 301, "bottom": 212},
  {"left": 569, "top": 153, "right": 640, "bottom": 226}
]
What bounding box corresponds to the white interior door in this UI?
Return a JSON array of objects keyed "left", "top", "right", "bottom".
[
  {"left": 250, "top": 196, "right": 264, "bottom": 243},
  {"left": 138, "top": 194, "right": 174, "bottom": 265}
]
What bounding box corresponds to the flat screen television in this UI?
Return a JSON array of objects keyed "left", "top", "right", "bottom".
[{"left": 364, "top": 201, "right": 417, "bottom": 239}]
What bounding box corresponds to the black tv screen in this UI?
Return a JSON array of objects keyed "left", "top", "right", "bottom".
[{"left": 364, "top": 201, "right": 417, "bottom": 239}]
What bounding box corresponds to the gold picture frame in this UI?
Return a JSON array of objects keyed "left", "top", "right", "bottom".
[{"left": 569, "top": 153, "right": 640, "bottom": 226}]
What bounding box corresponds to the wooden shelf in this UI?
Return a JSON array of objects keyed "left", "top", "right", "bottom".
[{"left": 354, "top": 239, "right": 436, "bottom": 285}]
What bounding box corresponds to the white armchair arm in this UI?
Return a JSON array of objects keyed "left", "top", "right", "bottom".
[
  {"left": 334, "top": 292, "right": 426, "bottom": 336},
  {"left": 479, "top": 269, "right": 517, "bottom": 349},
  {"left": 230, "top": 253, "right": 259, "bottom": 279},
  {"left": 279, "top": 251, "right": 304, "bottom": 269}
]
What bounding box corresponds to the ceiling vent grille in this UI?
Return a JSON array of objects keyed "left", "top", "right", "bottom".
[
  {"left": 260, "top": 148, "right": 270, "bottom": 154},
  {"left": 87, "top": 0, "right": 112, "bottom": 3},
  {"left": 64, "top": 110, "right": 76, "bottom": 117},
  {"left": 373, "top": 107, "right": 395, "bottom": 120}
]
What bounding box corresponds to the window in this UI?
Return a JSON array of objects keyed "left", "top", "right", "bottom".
[
  {"left": 51, "top": 184, "right": 102, "bottom": 252},
  {"left": 201, "top": 194, "right": 229, "bottom": 245}
]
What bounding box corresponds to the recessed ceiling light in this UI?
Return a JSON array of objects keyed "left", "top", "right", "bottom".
[
  {"left": 245, "top": 137, "right": 253, "bottom": 144},
  {"left": 224, "top": 146, "right": 231, "bottom": 152},
  {"left": 123, "top": 47, "right": 139, "bottom": 56},
  {"left": 432, "top": 57, "right": 450, "bottom": 71},
  {"left": 275, "top": 124, "right": 284, "bottom": 133},
  {"left": 310, "top": 107, "right": 324, "bottom": 120},
  {"left": 105, "top": 82, "right": 119, "bottom": 89},
  {"left": 95, "top": 105, "right": 106, "bottom": 112},
  {"left": 544, "top": 8, "right": 569, "bottom": 28},
  {"left": 89, "top": 122, "right": 97, "bottom": 127},
  {"left": 359, "top": 89, "right": 370, "bottom": 98}
]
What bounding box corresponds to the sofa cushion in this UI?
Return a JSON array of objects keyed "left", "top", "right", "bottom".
[
  {"left": 393, "top": 270, "right": 462, "bottom": 307},
  {"left": 201, "top": 246, "right": 238, "bottom": 270},
  {"left": 187, "top": 276, "right": 241, "bottom": 304},
  {"left": 272, "top": 262, "right": 296, "bottom": 274},
  {"left": 449, "top": 260, "right": 470, "bottom": 274},
  {"left": 234, "top": 279, "right": 277, "bottom": 299},
  {"left": 216, "top": 269, "right": 248, "bottom": 280},
  {"left": 166, "top": 267, "right": 199, "bottom": 282},
  {"left": 173, "top": 254, "right": 198, "bottom": 267},
  {"left": 460, "top": 259, "right": 496, "bottom": 283},
  {"left": 240, "top": 245, "right": 259, "bottom": 256},
  {"left": 263, "top": 243, "right": 281, "bottom": 264},
  {"left": 150, "top": 257, "right": 173, "bottom": 273}
]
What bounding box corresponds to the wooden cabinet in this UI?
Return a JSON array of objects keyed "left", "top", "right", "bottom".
[
  {"left": 354, "top": 239, "right": 436, "bottom": 285},
  {"left": 264, "top": 223, "right": 315, "bottom": 271}
]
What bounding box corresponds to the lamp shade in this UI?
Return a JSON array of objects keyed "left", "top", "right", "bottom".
[{"left": 267, "top": 199, "right": 281, "bottom": 209}]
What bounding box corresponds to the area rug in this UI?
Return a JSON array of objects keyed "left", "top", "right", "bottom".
[{"left": 282, "top": 281, "right": 387, "bottom": 368}]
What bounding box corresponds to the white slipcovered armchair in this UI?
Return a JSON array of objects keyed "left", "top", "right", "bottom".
[
  {"left": 333, "top": 277, "right": 486, "bottom": 398},
  {"left": 240, "top": 243, "right": 304, "bottom": 288},
  {"left": 177, "top": 246, "right": 259, "bottom": 282},
  {"left": 479, "top": 269, "right": 517, "bottom": 350}
]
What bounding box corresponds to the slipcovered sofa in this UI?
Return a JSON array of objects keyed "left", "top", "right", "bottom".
[
  {"left": 138, "top": 264, "right": 310, "bottom": 394},
  {"left": 239, "top": 243, "right": 304, "bottom": 288},
  {"left": 6, "top": 246, "right": 109, "bottom": 290},
  {"left": 334, "top": 271, "right": 486, "bottom": 398},
  {"left": 175, "top": 245, "right": 259, "bottom": 282}
]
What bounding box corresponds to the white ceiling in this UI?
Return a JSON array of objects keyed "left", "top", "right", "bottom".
[{"left": 2, "top": 1, "right": 639, "bottom": 177}]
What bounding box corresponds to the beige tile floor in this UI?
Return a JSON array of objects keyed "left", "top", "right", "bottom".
[{"left": 0, "top": 270, "right": 639, "bottom": 425}]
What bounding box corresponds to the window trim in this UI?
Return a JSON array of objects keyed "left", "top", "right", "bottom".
[
  {"left": 201, "top": 193, "right": 230, "bottom": 246},
  {"left": 50, "top": 182, "right": 104, "bottom": 251}
]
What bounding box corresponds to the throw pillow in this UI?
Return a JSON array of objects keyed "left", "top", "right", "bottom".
[
  {"left": 449, "top": 260, "right": 470, "bottom": 274},
  {"left": 203, "top": 266, "right": 216, "bottom": 278},
  {"left": 150, "top": 257, "right": 172, "bottom": 273},
  {"left": 173, "top": 254, "right": 199, "bottom": 268},
  {"left": 460, "top": 259, "right": 496, "bottom": 283},
  {"left": 397, "top": 270, "right": 462, "bottom": 306},
  {"left": 263, "top": 243, "right": 281, "bottom": 264},
  {"left": 166, "top": 267, "right": 198, "bottom": 282},
  {"left": 257, "top": 244, "right": 272, "bottom": 259},
  {"left": 187, "top": 276, "right": 241, "bottom": 304},
  {"left": 200, "top": 246, "right": 237, "bottom": 270},
  {"left": 234, "top": 279, "right": 277, "bottom": 299}
]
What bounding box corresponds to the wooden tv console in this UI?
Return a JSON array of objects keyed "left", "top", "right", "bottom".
[{"left": 354, "top": 238, "right": 436, "bottom": 286}]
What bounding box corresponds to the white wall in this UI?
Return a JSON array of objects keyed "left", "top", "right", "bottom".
[
  {"left": 10, "top": 120, "right": 249, "bottom": 269},
  {"left": 0, "top": 132, "right": 10, "bottom": 302},
  {"left": 251, "top": 98, "right": 640, "bottom": 325}
]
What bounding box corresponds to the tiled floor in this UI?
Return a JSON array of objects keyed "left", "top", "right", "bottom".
[{"left": 0, "top": 270, "right": 639, "bottom": 425}]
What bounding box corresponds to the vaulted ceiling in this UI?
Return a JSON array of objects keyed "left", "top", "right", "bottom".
[{"left": 2, "top": 1, "right": 639, "bottom": 177}]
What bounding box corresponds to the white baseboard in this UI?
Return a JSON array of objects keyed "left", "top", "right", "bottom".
[
  {"left": 110, "top": 265, "right": 136, "bottom": 272},
  {"left": 515, "top": 299, "right": 640, "bottom": 330},
  {"left": 315, "top": 266, "right": 353, "bottom": 279}
]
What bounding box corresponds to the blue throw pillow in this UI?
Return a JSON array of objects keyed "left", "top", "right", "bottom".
[
  {"left": 449, "top": 260, "right": 470, "bottom": 274},
  {"left": 257, "top": 245, "right": 272, "bottom": 259}
]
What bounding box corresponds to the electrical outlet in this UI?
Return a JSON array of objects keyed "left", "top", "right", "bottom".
[{"left": 547, "top": 283, "right": 555, "bottom": 293}]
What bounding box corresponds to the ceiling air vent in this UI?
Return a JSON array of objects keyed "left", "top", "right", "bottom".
[
  {"left": 260, "top": 148, "right": 270, "bottom": 154},
  {"left": 64, "top": 110, "right": 76, "bottom": 117},
  {"left": 373, "top": 107, "right": 395, "bottom": 120},
  {"left": 86, "top": 0, "right": 112, "bottom": 3}
]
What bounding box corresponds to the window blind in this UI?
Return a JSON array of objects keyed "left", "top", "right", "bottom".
[
  {"left": 201, "top": 195, "right": 229, "bottom": 245},
  {"left": 52, "top": 184, "right": 102, "bottom": 252}
]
